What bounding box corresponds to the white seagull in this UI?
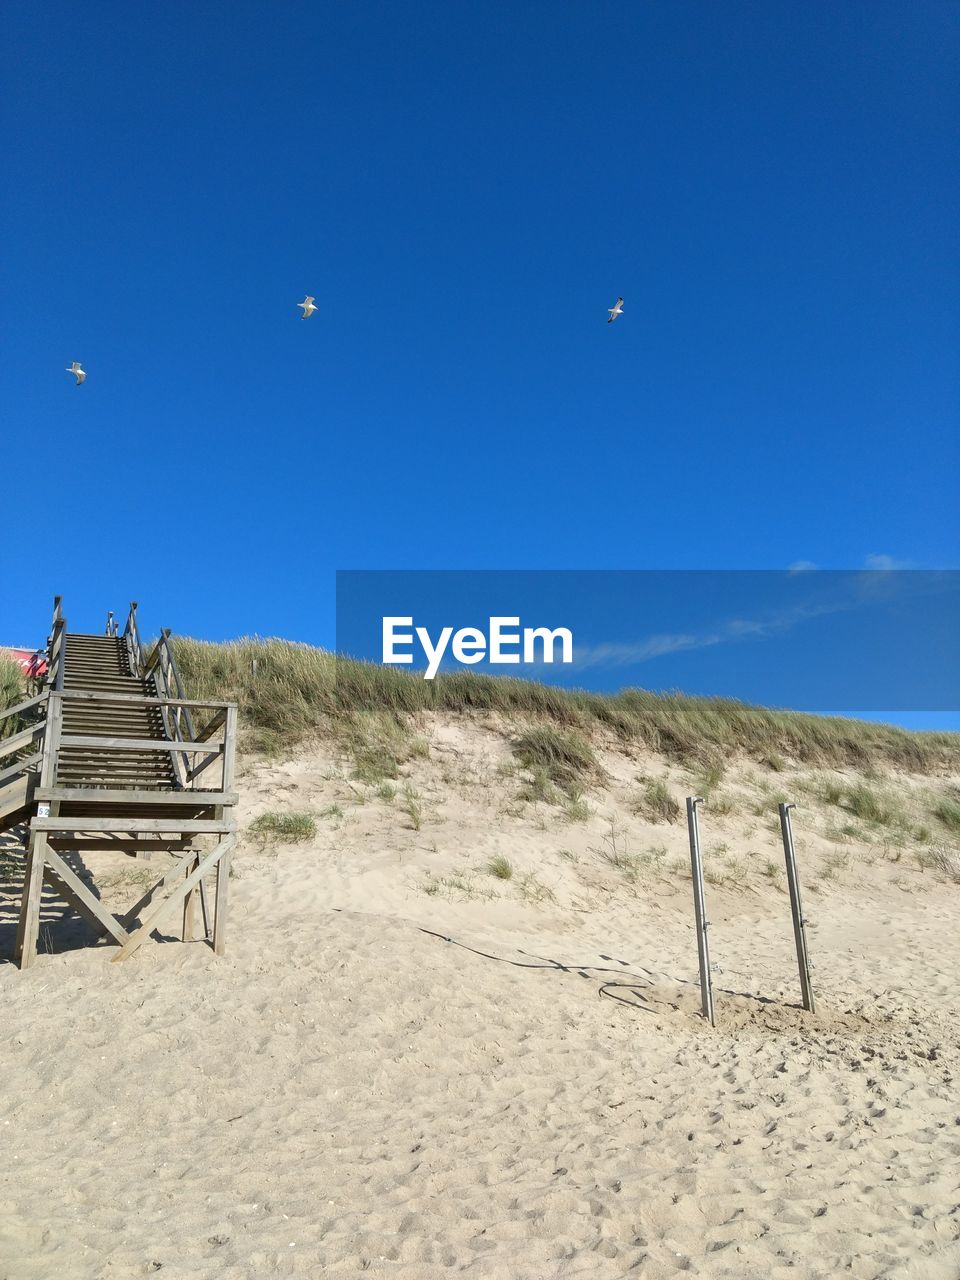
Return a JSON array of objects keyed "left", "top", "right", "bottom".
[
  {"left": 297, "top": 295, "right": 317, "bottom": 319},
  {"left": 607, "top": 297, "right": 624, "bottom": 324},
  {"left": 66, "top": 362, "right": 86, "bottom": 385}
]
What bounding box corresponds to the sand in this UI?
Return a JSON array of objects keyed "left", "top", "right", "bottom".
[{"left": 1, "top": 718, "right": 958, "bottom": 1278}]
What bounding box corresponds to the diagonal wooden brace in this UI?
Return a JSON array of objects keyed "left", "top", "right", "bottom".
[
  {"left": 121, "top": 857, "right": 192, "bottom": 931},
  {"left": 43, "top": 848, "right": 130, "bottom": 947},
  {"left": 112, "top": 836, "right": 235, "bottom": 962}
]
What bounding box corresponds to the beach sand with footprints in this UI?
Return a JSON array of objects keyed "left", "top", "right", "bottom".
[{"left": 2, "top": 718, "right": 958, "bottom": 1278}]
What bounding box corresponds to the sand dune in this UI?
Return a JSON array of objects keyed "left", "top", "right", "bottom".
[{"left": 1, "top": 717, "right": 958, "bottom": 1278}]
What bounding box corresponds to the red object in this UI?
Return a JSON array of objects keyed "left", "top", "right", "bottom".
[{"left": 3, "top": 647, "right": 47, "bottom": 677}]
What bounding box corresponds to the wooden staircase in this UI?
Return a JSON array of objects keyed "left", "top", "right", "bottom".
[
  {"left": 2, "top": 598, "right": 238, "bottom": 968},
  {"left": 59, "top": 633, "right": 178, "bottom": 791}
]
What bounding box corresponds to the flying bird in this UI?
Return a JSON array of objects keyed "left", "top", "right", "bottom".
[
  {"left": 66, "top": 362, "right": 86, "bottom": 385},
  {"left": 297, "top": 295, "right": 317, "bottom": 319},
  {"left": 607, "top": 297, "right": 624, "bottom": 324}
]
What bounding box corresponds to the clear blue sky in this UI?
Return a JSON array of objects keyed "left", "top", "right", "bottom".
[{"left": 2, "top": 3, "right": 957, "bottom": 717}]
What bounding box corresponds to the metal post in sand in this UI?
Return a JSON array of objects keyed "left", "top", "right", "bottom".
[
  {"left": 778, "top": 802, "right": 815, "bottom": 1013},
  {"left": 686, "top": 796, "right": 714, "bottom": 1025}
]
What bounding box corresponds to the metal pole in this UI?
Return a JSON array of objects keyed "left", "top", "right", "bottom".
[
  {"left": 686, "top": 796, "right": 714, "bottom": 1025},
  {"left": 779, "top": 803, "right": 815, "bottom": 1013}
]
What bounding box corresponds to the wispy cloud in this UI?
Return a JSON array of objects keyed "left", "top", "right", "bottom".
[
  {"left": 864, "top": 553, "right": 914, "bottom": 570},
  {"left": 570, "top": 568, "right": 947, "bottom": 674},
  {"left": 571, "top": 598, "right": 842, "bottom": 671}
]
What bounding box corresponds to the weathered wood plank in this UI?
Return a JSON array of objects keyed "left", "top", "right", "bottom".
[
  {"left": 58, "top": 690, "right": 235, "bottom": 710},
  {"left": 14, "top": 835, "right": 47, "bottom": 969},
  {"left": 182, "top": 852, "right": 199, "bottom": 942},
  {"left": 40, "top": 695, "right": 63, "bottom": 782},
  {"left": 121, "top": 857, "right": 191, "bottom": 929},
  {"left": 0, "top": 692, "right": 46, "bottom": 724},
  {"left": 43, "top": 848, "right": 130, "bottom": 946},
  {"left": 112, "top": 837, "right": 234, "bottom": 962},
  {"left": 35, "top": 786, "right": 238, "bottom": 805},
  {"left": 32, "top": 817, "right": 235, "bottom": 833},
  {"left": 0, "top": 751, "right": 42, "bottom": 787},
  {"left": 194, "top": 708, "right": 227, "bottom": 743},
  {"left": 58, "top": 735, "right": 225, "bottom": 753},
  {"left": 213, "top": 837, "right": 233, "bottom": 956},
  {"left": 0, "top": 722, "right": 46, "bottom": 760},
  {"left": 222, "top": 706, "right": 238, "bottom": 793},
  {"left": 185, "top": 752, "right": 223, "bottom": 784}
]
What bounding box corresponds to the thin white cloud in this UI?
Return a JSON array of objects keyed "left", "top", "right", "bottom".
[
  {"left": 571, "top": 600, "right": 839, "bottom": 672},
  {"left": 570, "top": 569, "right": 947, "bottom": 674},
  {"left": 864, "top": 553, "right": 914, "bottom": 570}
]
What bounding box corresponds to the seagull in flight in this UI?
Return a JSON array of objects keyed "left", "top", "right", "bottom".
[
  {"left": 607, "top": 297, "right": 624, "bottom": 324},
  {"left": 297, "top": 295, "right": 317, "bottom": 319},
  {"left": 66, "top": 362, "right": 86, "bottom": 385}
]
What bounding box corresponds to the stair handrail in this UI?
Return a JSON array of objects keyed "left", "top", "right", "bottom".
[
  {"left": 138, "top": 626, "right": 232, "bottom": 789},
  {"left": 0, "top": 602, "right": 57, "bottom": 804},
  {"left": 46, "top": 595, "right": 66, "bottom": 693},
  {"left": 123, "top": 601, "right": 143, "bottom": 677},
  {"left": 140, "top": 630, "right": 199, "bottom": 785}
]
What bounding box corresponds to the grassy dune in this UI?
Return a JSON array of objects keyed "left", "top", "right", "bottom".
[
  {"left": 0, "top": 657, "right": 26, "bottom": 741},
  {"left": 169, "top": 636, "right": 960, "bottom": 774}
]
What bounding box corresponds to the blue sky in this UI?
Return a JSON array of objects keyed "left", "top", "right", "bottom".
[{"left": 1, "top": 3, "right": 957, "bottom": 720}]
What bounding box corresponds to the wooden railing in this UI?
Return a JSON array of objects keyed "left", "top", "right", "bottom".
[
  {"left": 0, "top": 594, "right": 63, "bottom": 820},
  {"left": 45, "top": 595, "right": 66, "bottom": 693},
  {"left": 42, "top": 690, "right": 237, "bottom": 796},
  {"left": 0, "top": 693, "right": 47, "bottom": 793},
  {"left": 4, "top": 599, "right": 237, "bottom": 805},
  {"left": 119, "top": 602, "right": 237, "bottom": 794},
  {"left": 123, "top": 600, "right": 144, "bottom": 676}
]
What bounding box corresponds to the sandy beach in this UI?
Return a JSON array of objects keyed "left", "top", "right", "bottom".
[{"left": 2, "top": 719, "right": 958, "bottom": 1278}]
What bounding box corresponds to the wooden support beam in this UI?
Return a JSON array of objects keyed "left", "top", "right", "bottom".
[
  {"left": 0, "top": 692, "right": 46, "bottom": 724},
  {"left": 32, "top": 816, "right": 234, "bottom": 834},
  {"left": 14, "top": 835, "right": 47, "bottom": 969},
  {"left": 44, "top": 868, "right": 109, "bottom": 935},
  {"left": 182, "top": 852, "right": 199, "bottom": 942},
  {"left": 0, "top": 722, "right": 45, "bottom": 760},
  {"left": 185, "top": 753, "right": 223, "bottom": 783},
  {"left": 194, "top": 708, "right": 227, "bottom": 742},
  {"left": 43, "top": 848, "right": 130, "bottom": 946},
  {"left": 35, "top": 786, "right": 238, "bottom": 805},
  {"left": 121, "top": 857, "right": 191, "bottom": 929},
  {"left": 213, "top": 837, "right": 232, "bottom": 956},
  {"left": 59, "top": 690, "right": 235, "bottom": 711},
  {"left": 0, "top": 751, "right": 42, "bottom": 787},
  {"left": 112, "top": 836, "right": 235, "bottom": 962},
  {"left": 48, "top": 837, "right": 195, "bottom": 854},
  {"left": 58, "top": 735, "right": 225, "bottom": 754}
]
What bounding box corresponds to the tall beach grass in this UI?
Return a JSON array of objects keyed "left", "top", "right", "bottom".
[{"left": 169, "top": 636, "right": 960, "bottom": 774}]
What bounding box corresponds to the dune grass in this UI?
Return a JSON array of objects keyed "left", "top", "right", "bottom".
[
  {"left": 0, "top": 657, "right": 26, "bottom": 736},
  {"left": 249, "top": 811, "right": 317, "bottom": 842},
  {"left": 511, "top": 726, "right": 600, "bottom": 795},
  {"left": 0, "top": 657, "right": 29, "bottom": 755},
  {"left": 933, "top": 798, "right": 960, "bottom": 836},
  {"left": 169, "top": 636, "right": 960, "bottom": 774},
  {"left": 632, "top": 778, "right": 682, "bottom": 824}
]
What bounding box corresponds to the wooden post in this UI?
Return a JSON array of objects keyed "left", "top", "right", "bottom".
[
  {"left": 779, "top": 803, "right": 816, "bottom": 1013},
  {"left": 14, "top": 834, "right": 47, "bottom": 969},
  {"left": 16, "top": 688, "right": 61, "bottom": 969},
  {"left": 213, "top": 837, "right": 232, "bottom": 956},
  {"left": 182, "top": 851, "right": 199, "bottom": 941},
  {"left": 686, "top": 796, "right": 715, "bottom": 1026},
  {"left": 112, "top": 838, "right": 233, "bottom": 962},
  {"left": 212, "top": 707, "right": 237, "bottom": 955}
]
